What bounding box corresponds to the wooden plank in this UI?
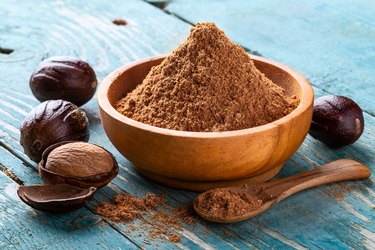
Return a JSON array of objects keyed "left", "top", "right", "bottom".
[
  {"left": 0, "top": 0, "right": 374, "bottom": 249},
  {"left": 0, "top": 170, "right": 138, "bottom": 249},
  {"left": 165, "top": 0, "right": 375, "bottom": 115}
]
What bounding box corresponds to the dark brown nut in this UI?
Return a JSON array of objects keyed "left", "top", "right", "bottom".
[
  {"left": 309, "top": 95, "right": 364, "bottom": 148},
  {"left": 20, "top": 100, "right": 89, "bottom": 162},
  {"left": 29, "top": 56, "right": 97, "bottom": 106},
  {"left": 17, "top": 184, "right": 96, "bottom": 213},
  {"left": 39, "top": 141, "right": 119, "bottom": 188}
]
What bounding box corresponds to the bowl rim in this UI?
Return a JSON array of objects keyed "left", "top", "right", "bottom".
[{"left": 98, "top": 54, "right": 314, "bottom": 138}]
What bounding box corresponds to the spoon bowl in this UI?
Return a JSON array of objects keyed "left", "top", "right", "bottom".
[{"left": 194, "top": 184, "right": 277, "bottom": 223}]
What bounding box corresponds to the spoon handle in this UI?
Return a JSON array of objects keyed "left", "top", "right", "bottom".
[{"left": 262, "top": 159, "right": 370, "bottom": 201}]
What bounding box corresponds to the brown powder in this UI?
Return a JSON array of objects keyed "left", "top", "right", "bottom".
[
  {"left": 172, "top": 207, "right": 196, "bottom": 225},
  {"left": 116, "top": 22, "right": 298, "bottom": 132},
  {"left": 324, "top": 183, "right": 364, "bottom": 201},
  {"left": 94, "top": 192, "right": 197, "bottom": 244},
  {"left": 224, "top": 230, "right": 236, "bottom": 237},
  {"left": 94, "top": 193, "right": 165, "bottom": 222},
  {"left": 168, "top": 234, "right": 182, "bottom": 243},
  {"left": 194, "top": 188, "right": 264, "bottom": 218},
  {"left": 325, "top": 185, "right": 345, "bottom": 201}
]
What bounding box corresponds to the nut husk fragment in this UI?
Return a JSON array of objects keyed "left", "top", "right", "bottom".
[
  {"left": 39, "top": 141, "right": 119, "bottom": 188},
  {"left": 17, "top": 184, "right": 96, "bottom": 212}
]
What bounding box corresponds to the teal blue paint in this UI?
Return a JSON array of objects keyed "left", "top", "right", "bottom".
[
  {"left": 0, "top": 0, "right": 374, "bottom": 249},
  {"left": 0, "top": 146, "right": 40, "bottom": 185}
]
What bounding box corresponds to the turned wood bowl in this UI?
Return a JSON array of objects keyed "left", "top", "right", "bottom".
[{"left": 98, "top": 55, "right": 314, "bottom": 191}]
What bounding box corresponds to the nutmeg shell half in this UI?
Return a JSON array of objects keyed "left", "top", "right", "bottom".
[
  {"left": 39, "top": 141, "right": 119, "bottom": 188},
  {"left": 29, "top": 56, "right": 97, "bottom": 106},
  {"left": 17, "top": 184, "right": 96, "bottom": 213},
  {"left": 20, "top": 100, "right": 89, "bottom": 162}
]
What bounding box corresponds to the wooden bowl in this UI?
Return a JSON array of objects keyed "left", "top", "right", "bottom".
[{"left": 98, "top": 55, "right": 314, "bottom": 191}]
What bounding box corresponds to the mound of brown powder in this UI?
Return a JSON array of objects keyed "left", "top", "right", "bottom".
[{"left": 116, "top": 22, "right": 298, "bottom": 132}]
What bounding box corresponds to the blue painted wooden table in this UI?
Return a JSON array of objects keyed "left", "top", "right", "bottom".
[{"left": 0, "top": 0, "right": 374, "bottom": 249}]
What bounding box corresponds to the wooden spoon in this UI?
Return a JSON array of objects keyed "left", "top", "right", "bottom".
[{"left": 194, "top": 159, "right": 371, "bottom": 223}]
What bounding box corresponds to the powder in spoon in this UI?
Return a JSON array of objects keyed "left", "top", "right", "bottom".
[
  {"left": 116, "top": 22, "right": 298, "bottom": 132},
  {"left": 194, "top": 187, "right": 264, "bottom": 218}
]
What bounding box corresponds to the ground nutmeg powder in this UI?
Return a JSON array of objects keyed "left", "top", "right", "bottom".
[
  {"left": 194, "top": 187, "right": 264, "bottom": 219},
  {"left": 94, "top": 192, "right": 196, "bottom": 244},
  {"left": 116, "top": 22, "right": 298, "bottom": 132}
]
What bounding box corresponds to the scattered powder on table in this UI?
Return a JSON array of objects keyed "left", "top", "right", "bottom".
[
  {"left": 194, "top": 187, "right": 265, "bottom": 218},
  {"left": 94, "top": 192, "right": 196, "bottom": 244},
  {"left": 116, "top": 22, "right": 298, "bottom": 132},
  {"left": 224, "top": 229, "right": 236, "bottom": 237},
  {"left": 324, "top": 183, "right": 363, "bottom": 201},
  {"left": 94, "top": 193, "right": 164, "bottom": 221}
]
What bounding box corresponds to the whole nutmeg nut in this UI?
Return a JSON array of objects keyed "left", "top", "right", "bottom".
[
  {"left": 309, "top": 95, "right": 364, "bottom": 148},
  {"left": 20, "top": 100, "right": 89, "bottom": 162},
  {"left": 45, "top": 142, "right": 113, "bottom": 177},
  {"left": 39, "top": 141, "right": 118, "bottom": 188},
  {"left": 29, "top": 56, "right": 97, "bottom": 106}
]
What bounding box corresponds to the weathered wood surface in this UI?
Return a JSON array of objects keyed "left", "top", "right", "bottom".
[{"left": 0, "top": 0, "right": 374, "bottom": 249}]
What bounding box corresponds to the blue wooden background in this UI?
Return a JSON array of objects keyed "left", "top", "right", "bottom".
[{"left": 0, "top": 0, "right": 374, "bottom": 249}]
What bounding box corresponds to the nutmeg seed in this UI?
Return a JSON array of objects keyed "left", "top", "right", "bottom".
[
  {"left": 45, "top": 142, "right": 113, "bottom": 177},
  {"left": 20, "top": 100, "right": 90, "bottom": 162},
  {"left": 39, "top": 141, "right": 119, "bottom": 188},
  {"left": 29, "top": 56, "right": 97, "bottom": 106},
  {"left": 309, "top": 95, "right": 364, "bottom": 148}
]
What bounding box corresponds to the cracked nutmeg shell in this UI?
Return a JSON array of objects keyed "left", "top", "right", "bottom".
[
  {"left": 309, "top": 95, "right": 364, "bottom": 148},
  {"left": 20, "top": 100, "right": 89, "bottom": 162},
  {"left": 39, "top": 141, "right": 119, "bottom": 188},
  {"left": 17, "top": 184, "right": 96, "bottom": 213},
  {"left": 29, "top": 56, "right": 97, "bottom": 106}
]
